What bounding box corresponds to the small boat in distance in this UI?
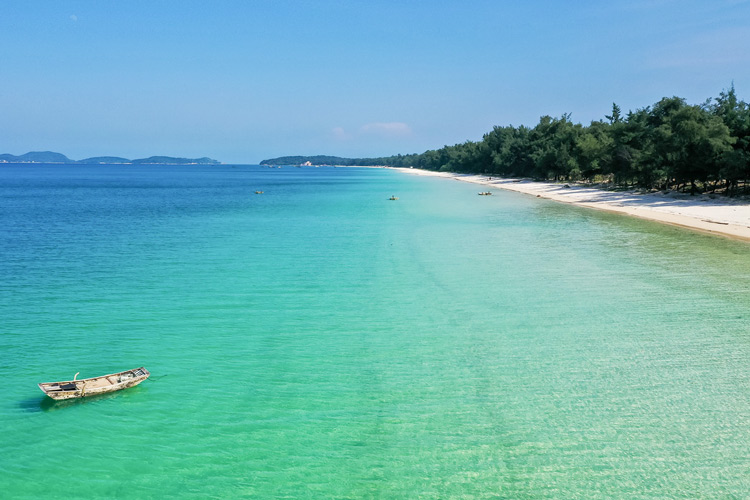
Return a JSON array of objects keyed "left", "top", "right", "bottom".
[
  {"left": 389, "top": 196, "right": 399, "bottom": 200},
  {"left": 478, "top": 191, "right": 492, "bottom": 196},
  {"left": 255, "top": 190, "right": 264, "bottom": 194},
  {"left": 38, "top": 367, "right": 150, "bottom": 401}
]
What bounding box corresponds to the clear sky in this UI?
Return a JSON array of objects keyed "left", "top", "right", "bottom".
[{"left": 2, "top": 1, "right": 750, "bottom": 164}]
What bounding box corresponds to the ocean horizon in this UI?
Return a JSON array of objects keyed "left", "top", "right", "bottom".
[{"left": 1, "top": 163, "right": 749, "bottom": 498}]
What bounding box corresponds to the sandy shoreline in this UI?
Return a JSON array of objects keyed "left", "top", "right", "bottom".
[{"left": 387, "top": 167, "right": 750, "bottom": 242}]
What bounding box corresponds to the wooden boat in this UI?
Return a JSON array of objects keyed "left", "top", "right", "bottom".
[{"left": 38, "top": 367, "right": 150, "bottom": 401}]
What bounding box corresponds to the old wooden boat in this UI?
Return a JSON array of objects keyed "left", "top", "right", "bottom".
[{"left": 38, "top": 367, "right": 150, "bottom": 401}]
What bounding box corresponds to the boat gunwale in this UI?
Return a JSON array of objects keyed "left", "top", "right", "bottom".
[
  {"left": 38, "top": 367, "right": 150, "bottom": 400},
  {"left": 39, "top": 367, "right": 149, "bottom": 386}
]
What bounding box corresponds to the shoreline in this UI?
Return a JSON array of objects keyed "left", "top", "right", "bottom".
[{"left": 388, "top": 167, "right": 750, "bottom": 242}]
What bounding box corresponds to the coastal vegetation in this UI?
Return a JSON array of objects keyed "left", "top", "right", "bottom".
[
  {"left": 264, "top": 87, "right": 750, "bottom": 196},
  {"left": 259, "top": 155, "right": 362, "bottom": 166}
]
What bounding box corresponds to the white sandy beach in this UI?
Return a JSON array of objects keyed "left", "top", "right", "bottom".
[{"left": 389, "top": 167, "right": 750, "bottom": 242}]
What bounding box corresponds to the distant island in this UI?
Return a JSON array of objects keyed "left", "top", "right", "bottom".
[
  {"left": 0, "top": 151, "right": 221, "bottom": 165},
  {"left": 260, "top": 155, "right": 389, "bottom": 166}
]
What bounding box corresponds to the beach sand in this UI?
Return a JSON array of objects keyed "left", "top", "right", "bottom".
[{"left": 389, "top": 168, "right": 750, "bottom": 241}]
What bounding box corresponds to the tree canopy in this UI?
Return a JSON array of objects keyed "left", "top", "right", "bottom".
[
  {"left": 391, "top": 89, "right": 748, "bottom": 195},
  {"left": 265, "top": 87, "right": 750, "bottom": 195}
]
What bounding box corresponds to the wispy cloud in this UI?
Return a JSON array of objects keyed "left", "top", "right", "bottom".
[
  {"left": 70, "top": 14, "right": 78, "bottom": 22},
  {"left": 360, "top": 122, "right": 412, "bottom": 137},
  {"left": 332, "top": 122, "right": 412, "bottom": 141},
  {"left": 619, "top": 0, "right": 679, "bottom": 10},
  {"left": 332, "top": 126, "right": 349, "bottom": 140},
  {"left": 648, "top": 26, "right": 750, "bottom": 69}
]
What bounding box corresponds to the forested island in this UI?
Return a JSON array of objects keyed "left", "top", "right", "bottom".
[
  {"left": 260, "top": 155, "right": 362, "bottom": 166},
  {"left": 0, "top": 152, "right": 220, "bottom": 165},
  {"left": 264, "top": 87, "right": 750, "bottom": 196}
]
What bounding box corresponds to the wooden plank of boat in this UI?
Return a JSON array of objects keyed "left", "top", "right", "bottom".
[{"left": 38, "top": 367, "right": 150, "bottom": 401}]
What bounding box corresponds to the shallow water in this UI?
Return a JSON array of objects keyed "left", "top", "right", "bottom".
[{"left": 1, "top": 164, "right": 749, "bottom": 498}]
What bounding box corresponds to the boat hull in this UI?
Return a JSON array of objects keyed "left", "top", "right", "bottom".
[{"left": 38, "top": 367, "right": 150, "bottom": 401}]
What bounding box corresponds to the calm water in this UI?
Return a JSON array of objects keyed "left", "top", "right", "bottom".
[{"left": 1, "top": 164, "right": 749, "bottom": 499}]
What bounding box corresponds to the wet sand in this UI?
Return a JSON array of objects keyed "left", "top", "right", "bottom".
[{"left": 390, "top": 168, "right": 750, "bottom": 241}]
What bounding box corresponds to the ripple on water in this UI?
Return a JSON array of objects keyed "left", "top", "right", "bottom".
[{"left": 1, "top": 165, "right": 749, "bottom": 498}]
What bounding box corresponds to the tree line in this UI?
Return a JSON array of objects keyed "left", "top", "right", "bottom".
[{"left": 368, "top": 87, "right": 750, "bottom": 195}]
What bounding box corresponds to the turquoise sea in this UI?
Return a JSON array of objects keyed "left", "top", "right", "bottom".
[{"left": 1, "top": 164, "right": 749, "bottom": 499}]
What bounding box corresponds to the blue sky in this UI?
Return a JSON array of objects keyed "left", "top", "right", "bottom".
[{"left": 2, "top": 0, "right": 750, "bottom": 163}]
